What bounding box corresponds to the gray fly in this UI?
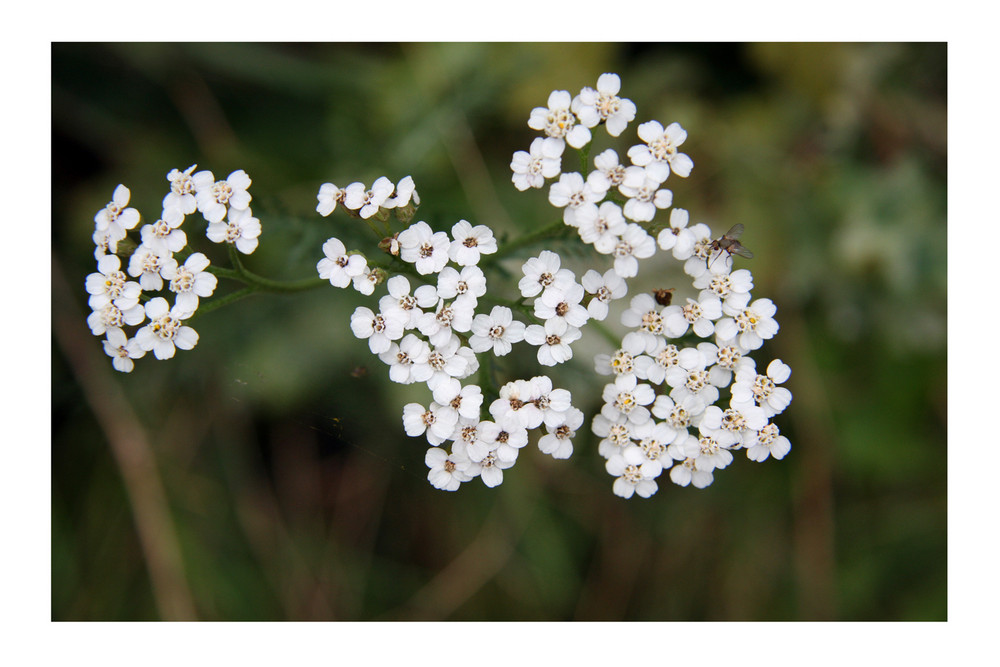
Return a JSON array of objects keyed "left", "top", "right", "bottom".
[{"left": 709, "top": 224, "right": 753, "bottom": 267}]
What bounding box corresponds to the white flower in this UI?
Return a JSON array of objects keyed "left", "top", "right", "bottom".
[
  {"left": 548, "top": 172, "right": 604, "bottom": 227},
  {"left": 94, "top": 184, "right": 140, "bottom": 244},
  {"left": 524, "top": 317, "right": 581, "bottom": 366},
  {"left": 469, "top": 306, "right": 526, "bottom": 356},
  {"left": 139, "top": 208, "right": 187, "bottom": 257},
  {"left": 379, "top": 334, "right": 433, "bottom": 385},
  {"left": 102, "top": 328, "right": 146, "bottom": 373},
  {"left": 134, "top": 297, "right": 199, "bottom": 360},
  {"left": 489, "top": 379, "right": 545, "bottom": 431},
  {"left": 731, "top": 359, "right": 793, "bottom": 417},
  {"left": 683, "top": 223, "right": 719, "bottom": 278},
  {"left": 745, "top": 423, "right": 792, "bottom": 462},
  {"left": 576, "top": 201, "right": 626, "bottom": 254},
  {"left": 317, "top": 237, "right": 367, "bottom": 288},
  {"left": 632, "top": 419, "right": 678, "bottom": 473},
  {"left": 529, "top": 375, "right": 573, "bottom": 427},
  {"left": 425, "top": 446, "right": 473, "bottom": 491},
  {"left": 600, "top": 373, "right": 656, "bottom": 425},
  {"left": 594, "top": 347, "right": 637, "bottom": 378},
  {"left": 534, "top": 280, "right": 589, "bottom": 328},
  {"left": 633, "top": 341, "right": 681, "bottom": 385},
  {"left": 385, "top": 175, "right": 420, "bottom": 209},
  {"left": 194, "top": 169, "right": 252, "bottom": 223},
  {"left": 619, "top": 165, "right": 673, "bottom": 223},
  {"left": 352, "top": 266, "right": 381, "bottom": 296},
  {"left": 430, "top": 376, "right": 483, "bottom": 418},
  {"left": 448, "top": 220, "right": 497, "bottom": 266},
  {"left": 700, "top": 404, "right": 768, "bottom": 448},
  {"left": 620, "top": 292, "right": 665, "bottom": 355},
  {"left": 665, "top": 347, "right": 720, "bottom": 409},
  {"left": 538, "top": 407, "right": 583, "bottom": 459},
  {"left": 669, "top": 455, "right": 715, "bottom": 489},
  {"left": 606, "top": 445, "right": 659, "bottom": 499},
  {"left": 316, "top": 182, "right": 344, "bottom": 217},
  {"left": 691, "top": 426, "right": 740, "bottom": 472},
  {"left": 206, "top": 206, "right": 261, "bottom": 254},
  {"left": 587, "top": 149, "right": 628, "bottom": 192},
  {"left": 456, "top": 345, "right": 480, "bottom": 379},
  {"left": 351, "top": 306, "right": 406, "bottom": 354},
  {"left": 662, "top": 294, "right": 723, "bottom": 338},
  {"left": 378, "top": 276, "right": 429, "bottom": 329},
  {"left": 698, "top": 342, "right": 754, "bottom": 388},
  {"left": 343, "top": 177, "right": 394, "bottom": 218},
  {"left": 571, "top": 73, "right": 637, "bottom": 137},
  {"left": 436, "top": 265, "right": 487, "bottom": 303},
  {"left": 92, "top": 227, "right": 115, "bottom": 259},
  {"left": 452, "top": 418, "right": 486, "bottom": 451},
  {"left": 581, "top": 268, "right": 628, "bottom": 321},
  {"left": 163, "top": 165, "right": 198, "bottom": 215},
  {"left": 161, "top": 252, "right": 217, "bottom": 317},
  {"left": 714, "top": 298, "right": 780, "bottom": 351},
  {"left": 398, "top": 221, "right": 450, "bottom": 275},
  {"left": 651, "top": 394, "right": 705, "bottom": 441},
  {"left": 611, "top": 223, "right": 656, "bottom": 279},
  {"left": 628, "top": 120, "right": 694, "bottom": 179},
  {"left": 593, "top": 413, "right": 634, "bottom": 460},
  {"left": 511, "top": 137, "right": 562, "bottom": 191},
  {"left": 528, "top": 89, "right": 591, "bottom": 149},
  {"left": 87, "top": 301, "right": 145, "bottom": 337},
  {"left": 402, "top": 402, "right": 458, "bottom": 446},
  {"left": 472, "top": 420, "right": 529, "bottom": 463},
  {"left": 425, "top": 335, "right": 471, "bottom": 382},
  {"left": 656, "top": 208, "right": 700, "bottom": 260},
  {"left": 456, "top": 439, "right": 517, "bottom": 488},
  {"left": 85, "top": 255, "right": 142, "bottom": 312},
  {"left": 127, "top": 245, "right": 170, "bottom": 292},
  {"left": 518, "top": 250, "right": 575, "bottom": 299},
  {"left": 694, "top": 268, "right": 754, "bottom": 315},
  {"left": 417, "top": 295, "right": 476, "bottom": 347}
]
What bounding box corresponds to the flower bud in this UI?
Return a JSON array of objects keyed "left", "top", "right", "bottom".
[{"left": 379, "top": 235, "right": 400, "bottom": 256}]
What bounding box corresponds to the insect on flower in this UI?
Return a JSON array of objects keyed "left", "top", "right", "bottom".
[
  {"left": 709, "top": 223, "right": 753, "bottom": 268},
  {"left": 653, "top": 288, "right": 675, "bottom": 306}
]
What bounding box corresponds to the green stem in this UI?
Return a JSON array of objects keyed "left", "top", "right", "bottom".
[
  {"left": 189, "top": 286, "right": 256, "bottom": 320},
  {"left": 214, "top": 245, "right": 326, "bottom": 293},
  {"left": 578, "top": 144, "right": 591, "bottom": 174},
  {"left": 482, "top": 218, "right": 572, "bottom": 266},
  {"left": 587, "top": 317, "right": 623, "bottom": 348}
]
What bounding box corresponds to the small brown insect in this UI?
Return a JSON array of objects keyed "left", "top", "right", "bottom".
[
  {"left": 350, "top": 365, "right": 369, "bottom": 378},
  {"left": 709, "top": 223, "right": 754, "bottom": 268},
  {"left": 653, "top": 288, "right": 675, "bottom": 306}
]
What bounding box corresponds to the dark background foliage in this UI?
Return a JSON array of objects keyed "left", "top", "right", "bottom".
[{"left": 51, "top": 42, "right": 946, "bottom": 621}]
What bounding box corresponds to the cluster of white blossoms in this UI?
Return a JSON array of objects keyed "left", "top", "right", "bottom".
[
  {"left": 86, "top": 166, "right": 261, "bottom": 372},
  {"left": 317, "top": 175, "right": 420, "bottom": 224},
  {"left": 86, "top": 72, "right": 792, "bottom": 498},
  {"left": 315, "top": 177, "right": 583, "bottom": 490},
  {"left": 508, "top": 73, "right": 793, "bottom": 498}
]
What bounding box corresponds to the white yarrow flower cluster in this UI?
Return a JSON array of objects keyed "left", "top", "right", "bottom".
[
  {"left": 86, "top": 164, "right": 259, "bottom": 372},
  {"left": 87, "top": 73, "right": 792, "bottom": 501},
  {"left": 316, "top": 175, "right": 420, "bottom": 223},
  {"left": 505, "top": 73, "right": 791, "bottom": 497},
  {"left": 312, "top": 180, "right": 583, "bottom": 491}
]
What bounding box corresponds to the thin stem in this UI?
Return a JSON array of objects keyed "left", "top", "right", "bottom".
[
  {"left": 481, "top": 218, "right": 572, "bottom": 266},
  {"left": 189, "top": 286, "right": 256, "bottom": 319},
  {"left": 578, "top": 143, "right": 591, "bottom": 174},
  {"left": 586, "top": 316, "right": 622, "bottom": 349},
  {"left": 213, "top": 245, "right": 326, "bottom": 293}
]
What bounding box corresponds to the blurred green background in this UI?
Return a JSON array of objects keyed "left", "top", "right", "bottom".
[{"left": 51, "top": 43, "right": 946, "bottom": 621}]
